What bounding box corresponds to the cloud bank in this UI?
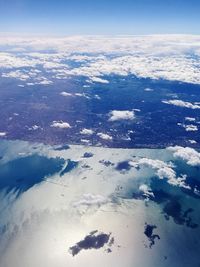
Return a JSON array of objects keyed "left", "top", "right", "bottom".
[{"left": 1, "top": 35, "right": 200, "bottom": 85}]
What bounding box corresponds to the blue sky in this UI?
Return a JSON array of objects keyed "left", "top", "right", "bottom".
[{"left": 0, "top": 0, "right": 200, "bottom": 35}]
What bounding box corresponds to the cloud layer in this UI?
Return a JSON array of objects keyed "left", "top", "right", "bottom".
[{"left": 1, "top": 35, "right": 200, "bottom": 85}]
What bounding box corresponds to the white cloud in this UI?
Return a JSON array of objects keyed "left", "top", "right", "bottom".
[
  {"left": 80, "top": 128, "right": 94, "bottom": 135},
  {"left": 26, "top": 82, "right": 34, "bottom": 86},
  {"left": 177, "top": 123, "right": 198, "bottom": 131},
  {"left": 129, "top": 157, "right": 189, "bottom": 189},
  {"left": 38, "top": 79, "right": 52, "bottom": 85},
  {"left": 43, "top": 61, "right": 66, "bottom": 69},
  {"left": 185, "top": 117, "right": 196, "bottom": 122},
  {"left": 188, "top": 140, "right": 197, "bottom": 144},
  {"left": 0, "top": 132, "right": 6, "bottom": 137},
  {"left": 74, "top": 93, "right": 90, "bottom": 99},
  {"left": 168, "top": 146, "right": 200, "bottom": 166},
  {"left": 60, "top": 91, "right": 90, "bottom": 99},
  {"left": 162, "top": 99, "right": 200, "bottom": 109},
  {"left": 184, "top": 125, "right": 198, "bottom": 131},
  {"left": 80, "top": 139, "right": 90, "bottom": 143},
  {"left": 51, "top": 121, "right": 71, "bottom": 129},
  {"left": 1, "top": 35, "right": 200, "bottom": 84},
  {"left": 2, "top": 69, "right": 53, "bottom": 86},
  {"left": 28, "top": 125, "right": 42, "bottom": 131},
  {"left": 89, "top": 76, "right": 109, "bottom": 84},
  {"left": 108, "top": 110, "right": 135, "bottom": 121},
  {"left": 60, "top": 91, "right": 73, "bottom": 97},
  {"left": 97, "top": 132, "right": 113, "bottom": 140},
  {"left": 0, "top": 52, "right": 39, "bottom": 68},
  {"left": 2, "top": 70, "right": 30, "bottom": 81}
]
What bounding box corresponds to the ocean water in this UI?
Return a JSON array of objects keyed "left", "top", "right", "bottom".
[{"left": 0, "top": 139, "right": 199, "bottom": 267}]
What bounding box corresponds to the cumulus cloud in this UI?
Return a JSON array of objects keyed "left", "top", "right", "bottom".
[
  {"left": 168, "top": 146, "right": 200, "bottom": 166},
  {"left": 38, "top": 79, "right": 53, "bottom": 85},
  {"left": 162, "top": 99, "right": 200, "bottom": 109},
  {"left": 184, "top": 125, "right": 198, "bottom": 131},
  {"left": 129, "top": 158, "right": 189, "bottom": 189},
  {"left": 177, "top": 123, "right": 198, "bottom": 131},
  {"left": 2, "top": 70, "right": 30, "bottom": 81},
  {"left": 80, "top": 128, "right": 94, "bottom": 135},
  {"left": 0, "top": 52, "right": 39, "bottom": 68},
  {"left": 2, "top": 69, "right": 53, "bottom": 86},
  {"left": 51, "top": 121, "right": 71, "bottom": 129},
  {"left": 88, "top": 76, "right": 109, "bottom": 84},
  {"left": 97, "top": 133, "right": 113, "bottom": 140},
  {"left": 108, "top": 110, "right": 135, "bottom": 121}
]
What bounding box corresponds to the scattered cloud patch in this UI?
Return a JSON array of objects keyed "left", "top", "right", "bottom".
[
  {"left": 129, "top": 158, "right": 189, "bottom": 189},
  {"left": 184, "top": 125, "right": 198, "bottom": 131},
  {"left": 75, "top": 93, "right": 90, "bottom": 99},
  {"left": 89, "top": 76, "right": 109, "bottom": 84},
  {"left": 185, "top": 117, "right": 196, "bottom": 122},
  {"left": 108, "top": 110, "right": 135, "bottom": 121},
  {"left": 60, "top": 91, "right": 73, "bottom": 97},
  {"left": 168, "top": 146, "right": 200, "bottom": 166},
  {"left": 51, "top": 121, "right": 71, "bottom": 129},
  {"left": 0, "top": 132, "right": 6, "bottom": 137},
  {"left": 2, "top": 70, "right": 30, "bottom": 81},
  {"left": 188, "top": 140, "right": 197, "bottom": 144},
  {"left": 162, "top": 100, "right": 200, "bottom": 109},
  {"left": 97, "top": 133, "right": 113, "bottom": 140},
  {"left": 80, "top": 128, "right": 94, "bottom": 135},
  {"left": 177, "top": 123, "right": 198, "bottom": 131},
  {"left": 38, "top": 79, "right": 52, "bottom": 85}
]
